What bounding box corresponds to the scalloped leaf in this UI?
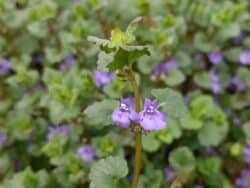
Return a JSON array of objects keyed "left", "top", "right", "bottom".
[{"left": 89, "top": 156, "right": 128, "bottom": 188}]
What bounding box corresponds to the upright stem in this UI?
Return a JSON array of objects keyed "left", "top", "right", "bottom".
[{"left": 128, "top": 68, "right": 142, "bottom": 188}]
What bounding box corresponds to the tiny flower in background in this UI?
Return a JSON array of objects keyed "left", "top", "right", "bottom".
[
  {"left": 0, "top": 132, "right": 7, "bottom": 145},
  {"left": 209, "top": 69, "right": 221, "bottom": 93},
  {"left": 0, "top": 58, "right": 10, "bottom": 75},
  {"left": 233, "top": 117, "right": 242, "bottom": 126},
  {"left": 77, "top": 144, "right": 95, "bottom": 162},
  {"left": 224, "top": 108, "right": 233, "bottom": 116},
  {"left": 195, "top": 53, "right": 205, "bottom": 69},
  {"left": 59, "top": 54, "right": 74, "bottom": 69},
  {"left": 194, "top": 185, "right": 204, "bottom": 188},
  {"left": 244, "top": 145, "right": 250, "bottom": 164},
  {"left": 112, "top": 97, "right": 138, "bottom": 128},
  {"left": 139, "top": 99, "right": 167, "bottom": 130},
  {"left": 164, "top": 166, "right": 175, "bottom": 183},
  {"left": 92, "top": 70, "right": 115, "bottom": 88},
  {"left": 239, "top": 50, "right": 250, "bottom": 65},
  {"left": 47, "top": 125, "right": 68, "bottom": 140},
  {"left": 151, "top": 58, "right": 177, "bottom": 80},
  {"left": 232, "top": 32, "right": 244, "bottom": 45},
  {"left": 205, "top": 147, "right": 216, "bottom": 156},
  {"left": 208, "top": 51, "right": 223, "bottom": 64},
  {"left": 231, "top": 76, "right": 246, "bottom": 91},
  {"left": 235, "top": 169, "right": 250, "bottom": 188}
]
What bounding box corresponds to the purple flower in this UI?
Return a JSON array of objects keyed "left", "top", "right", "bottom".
[
  {"left": 224, "top": 108, "right": 233, "bottom": 116},
  {"left": 77, "top": 144, "right": 95, "bottom": 162},
  {"left": 165, "top": 58, "right": 177, "bottom": 69},
  {"left": 0, "top": 132, "right": 7, "bottom": 144},
  {"left": 235, "top": 169, "right": 250, "bottom": 188},
  {"left": 139, "top": 99, "right": 167, "bottom": 130},
  {"left": 92, "top": 70, "right": 115, "bottom": 88},
  {"left": 233, "top": 33, "right": 244, "bottom": 45},
  {"left": 152, "top": 63, "right": 168, "bottom": 76},
  {"left": 209, "top": 69, "right": 221, "bottom": 93},
  {"left": 47, "top": 125, "right": 68, "bottom": 140},
  {"left": 164, "top": 166, "right": 175, "bottom": 183},
  {"left": 231, "top": 76, "right": 246, "bottom": 91},
  {"left": 244, "top": 145, "right": 250, "bottom": 164},
  {"left": 208, "top": 51, "right": 223, "bottom": 64},
  {"left": 239, "top": 50, "right": 250, "bottom": 65},
  {"left": 0, "top": 58, "right": 10, "bottom": 75},
  {"left": 233, "top": 117, "right": 242, "bottom": 126},
  {"left": 20, "top": 87, "right": 32, "bottom": 94},
  {"left": 205, "top": 147, "right": 216, "bottom": 155},
  {"left": 195, "top": 53, "right": 205, "bottom": 68},
  {"left": 59, "top": 54, "right": 74, "bottom": 69},
  {"left": 112, "top": 97, "right": 138, "bottom": 128}
]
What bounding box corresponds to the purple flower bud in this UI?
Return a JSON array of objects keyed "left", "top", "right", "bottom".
[
  {"left": 209, "top": 69, "right": 221, "bottom": 93},
  {"left": 59, "top": 54, "right": 74, "bottom": 69},
  {"left": 195, "top": 53, "right": 205, "bottom": 68},
  {"left": 208, "top": 51, "right": 223, "bottom": 64},
  {"left": 77, "top": 144, "right": 95, "bottom": 162},
  {"left": 112, "top": 97, "right": 139, "bottom": 128},
  {"left": 164, "top": 166, "right": 175, "bottom": 183},
  {"left": 139, "top": 99, "right": 167, "bottom": 130},
  {"left": 152, "top": 58, "right": 177, "bottom": 76},
  {"left": 20, "top": 87, "right": 32, "bottom": 94},
  {"left": 0, "top": 58, "right": 10, "bottom": 75},
  {"left": 232, "top": 33, "right": 244, "bottom": 45},
  {"left": 92, "top": 70, "right": 115, "bottom": 88},
  {"left": 47, "top": 125, "right": 68, "bottom": 140},
  {"left": 239, "top": 50, "right": 250, "bottom": 65},
  {"left": 0, "top": 132, "right": 7, "bottom": 145},
  {"left": 244, "top": 145, "right": 250, "bottom": 164}
]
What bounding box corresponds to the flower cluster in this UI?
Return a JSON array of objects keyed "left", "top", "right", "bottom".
[{"left": 112, "top": 97, "right": 167, "bottom": 131}]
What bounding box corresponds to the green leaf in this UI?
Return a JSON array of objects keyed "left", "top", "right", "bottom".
[
  {"left": 243, "top": 122, "right": 250, "bottom": 140},
  {"left": 84, "top": 99, "right": 119, "bottom": 127},
  {"left": 193, "top": 72, "right": 211, "bottom": 89},
  {"left": 198, "top": 157, "right": 221, "bottom": 175},
  {"left": 151, "top": 88, "right": 188, "bottom": 118},
  {"left": 169, "top": 146, "right": 196, "bottom": 173},
  {"left": 198, "top": 121, "right": 228, "bottom": 146},
  {"left": 164, "top": 68, "right": 185, "bottom": 86},
  {"left": 142, "top": 133, "right": 160, "bottom": 152},
  {"left": 156, "top": 118, "right": 182, "bottom": 144},
  {"left": 180, "top": 114, "right": 203, "bottom": 130},
  {"left": 110, "top": 28, "right": 126, "bottom": 46},
  {"left": 89, "top": 156, "right": 128, "bottom": 188},
  {"left": 97, "top": 51, "right": 114, "bottom": 71}
]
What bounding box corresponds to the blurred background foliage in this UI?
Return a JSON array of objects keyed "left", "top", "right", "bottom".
[{"left": 0, "top": 0, "right": 250, "bottom": 187}]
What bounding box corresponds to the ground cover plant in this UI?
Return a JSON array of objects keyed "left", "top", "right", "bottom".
[{"left": 0, "top": 0, "right": 250, "bottom": 187}]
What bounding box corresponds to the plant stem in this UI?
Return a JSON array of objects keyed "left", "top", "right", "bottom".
[{"left": 128, "top": 68, "right": 142, "bottom": 188}]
